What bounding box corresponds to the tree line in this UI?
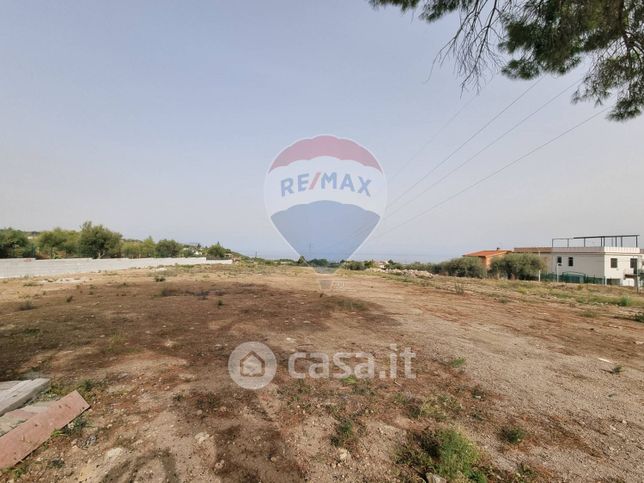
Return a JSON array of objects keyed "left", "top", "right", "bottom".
[
  {"left": 384, "top": 253, "right": 545, "bottom": 280},
  {"left": 267, "top": 253, "right": 547, "bottom": 280},
  {"left": 0, "top": 222, "right": 232, "bottom": 260}
]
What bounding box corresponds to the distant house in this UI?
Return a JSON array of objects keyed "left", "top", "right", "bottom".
[
  {"left": 515, "top": 235, "right": 642, "bottom": 286},
  {"left": 463, "top": 249, "right": 511, "bottom": 269}
]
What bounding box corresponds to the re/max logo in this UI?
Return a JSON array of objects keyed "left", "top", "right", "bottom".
[{"left": 280, "top": 172, "right": 371, "bottom": 197}]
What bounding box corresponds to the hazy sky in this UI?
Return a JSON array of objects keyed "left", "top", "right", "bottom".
[{"left": 1, "top": 1, "right": 642, "bottom": 261}]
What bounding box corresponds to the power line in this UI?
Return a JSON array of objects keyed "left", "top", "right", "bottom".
[
  {"left": 365, "top": 107, "right": 608, "bottom": 242},
  {"left": 386, "top": 78, "right": 542, "bottom": 211},
  {"left": 329, "top": 78, "right": 545, "bottom": 253},
  {"left": 385, "top": 77, "right": 579, "bottom": 219},
  {"left": 388, "top": 94, "right": 478, "bottom": 183}
]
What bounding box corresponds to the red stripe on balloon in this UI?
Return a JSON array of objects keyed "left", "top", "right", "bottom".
[{"left": 270, "top": 135, "right": 381, "bottom": 172}]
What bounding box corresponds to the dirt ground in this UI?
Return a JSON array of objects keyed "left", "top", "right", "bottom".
[{"left": 0, "top": 263, "right": 642, "bottom": 482}]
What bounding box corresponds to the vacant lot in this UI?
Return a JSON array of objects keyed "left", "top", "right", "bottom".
[{"left": 0, "top": 264, "right": 642, "bottom": 482}]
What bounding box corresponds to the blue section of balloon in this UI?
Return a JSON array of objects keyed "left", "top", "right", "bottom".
[{"left": 271, "top": 200, "right": 380, "bottom": 262}]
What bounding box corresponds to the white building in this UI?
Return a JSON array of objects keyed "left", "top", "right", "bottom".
[{"left": 515, "top": 235, "right": 643, "bottom": 286}]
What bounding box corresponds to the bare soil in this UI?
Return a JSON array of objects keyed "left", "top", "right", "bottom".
[{"left": 0, "top": 264, "right": 642, "bottom": 482}]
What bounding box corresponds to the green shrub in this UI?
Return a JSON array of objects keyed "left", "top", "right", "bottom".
[
  {"left": 398, "top": 428, "right": 485, "bottom": 481},
  {"left": 155, "top": 239, "right": 182, "bottom": 258},
  {"left": 206, "top": 242, "right": 229, "bottom": 259},
  {"left": 500, "top": 426, "right": 526, "bottom": 444},
  {"left": 18, "top": 300, "right": 35, "bottom": 311},
  {"left": 342, "top": 260, "right": 374, "bottom": 271},
  {"left": 437, "top": 257, "right": 486, "bottom": 278},
  {"left": 617, "top": 296, "right": 631, "bottom": 307},
  {"left": 0, "top": 228, "right": 31, "bottom": 258},
  {"left": 449, "top": 357, "right": 466, "bottom": 368},
  {"left": 78, "top": 221, "right": 122, "bottom": 259},
  {"left": 490, "top": 253, "right": 545, "bottom": 280},
  {"left": 331, "top": 417, "right": 357, "bottom": 448}
]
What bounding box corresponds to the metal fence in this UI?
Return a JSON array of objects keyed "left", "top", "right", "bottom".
[{"left": 541, "top": 272, "right": 605, "bottom": 284}]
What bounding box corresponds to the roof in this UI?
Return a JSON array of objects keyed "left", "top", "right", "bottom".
[
  {"left": 463, "top": 250, "right": 511, "bottom": 258},
  {"left": 514, "top": 247, "right": 552, "bottom": 253}
]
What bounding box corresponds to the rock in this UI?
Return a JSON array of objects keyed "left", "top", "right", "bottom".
[
  {"left": 105, "top": 447, "right": 125, "bottom": 461},
  {"left": 338, "top": 448, "right": 350, "bottom": 462},
  {"left": 214, "top": 459, "right": 225, "bottom": 470},
  {"left": 195, "top": 432, "right": 210, "bottom": 444},
  {"left": 81, "top": 434, "right": 97, "bottom": 448},
  {"left": 426, "top": 474, "right": 447, "bottom": 483}
]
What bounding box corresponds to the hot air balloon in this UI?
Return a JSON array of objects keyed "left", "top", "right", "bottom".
[{"left": 265, "top": 135, "right": 387, "bottom": 265}]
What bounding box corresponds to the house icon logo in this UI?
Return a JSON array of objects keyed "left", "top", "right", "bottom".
[
  {"left": 228, "top": 342, "right": 277, "bottom": 389},
  {"left": 239, "top": 351, "right": 265, "bottom": 377}
]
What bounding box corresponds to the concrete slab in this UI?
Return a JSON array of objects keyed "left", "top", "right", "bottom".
[
  {"left": 0, "top": 401, "right": 55, "bottom": 436},
  {"left": 0, "top": 382, "right": 20, "bottom": 392},
  {"left": 0, "top": 391, "right": 89, "bottom": 469},
  {"left": 0, "top": 378, "right": 50, "bottom": 417}
]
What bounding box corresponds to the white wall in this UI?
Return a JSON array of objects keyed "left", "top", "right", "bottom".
[
  {"left": 547, "top": 247, "right": 641, "bottom": 282},
  {"left": 0, "top": 257, "right": 232, "bottom": 279}
]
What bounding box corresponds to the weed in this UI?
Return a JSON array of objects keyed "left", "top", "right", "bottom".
[
  {"left": 397, "top": 428, "right": 485, "bottom": 481},
  {"left": 193, "top": 391, "right": 220, "bottom": 413},
  {"left": 10, "top": 465, "right": 27, "bottom": 479},
  {"left": 341, "top": 375, "right": 358, "bottom": 385},
  {"left": 66, "top": 295, "right": 74, "bottom": 303},
  {"left": 497, "top": 297, "right": 510, "bottom": 304},
  {"left": 393, "top": 392, "right": 410, "bottom": 405},
  {"left": 18, "top": 300, "right": 35, "bottom": 311},
  {"left": 454, "top": 282, "right": 465, "bottom": 295},
  {"left": 193, "top": 290, "right": 209, "bottom": 300},
  {"left": 512, "top": 462, "right": 539, "bottom": 482},
  {"left": 449, "top": 357, "right": 466, "bottom": 368},
  {"left": 23, "top": 280, "right": 39, "bottom": 287},
  {"left": 580, "top": 309, "right": 597, "bottom": 318},
  {"left": 76, "top": 378, "right": 105, "bottom": 400},
  {"left": 49, "top": 457, "right": 65, "bottom": 468},
  {"left": 471, "top": 385, "right": 486, "bottom": 401},
  {"left": 63, "top": 415, "right": 88, "bottom": 435},
  {"left": 22, "top": 327, "right": 40, "bottom": 336},
  {"left": 618, "top": 296, "right": 631, "bottom": 307},
  {"left": 217, "top": 298, "right": 224, "bottom": 307},
  {"left": 631, "top": 313, "right": 644, "bottom": 323},
  {"left": 104, "top": 334, "right": 127, "bottom": 354},
  {"left": 407, "top": 394, "right": 461, "bottom": 421},
  {"left": 331, "top": 417, "right": 357, "bottom": 448},
  {"left": 278, "top": 379, "right": 312, "bottom": 404},
  {"left": 500, "top": 426, "right": 526, "bottom": 444},
  {"left": 409, "top": 400, "right": 447, "bottom": 421},
  {"left": 160, "top": 287, "right": 178, "bottom": 297},
  {"left": 154, "top": 274, "right": 166, "bottom": 282},
  {"left": 610, "top": 365, "right": 624, "bottom": 374}
]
